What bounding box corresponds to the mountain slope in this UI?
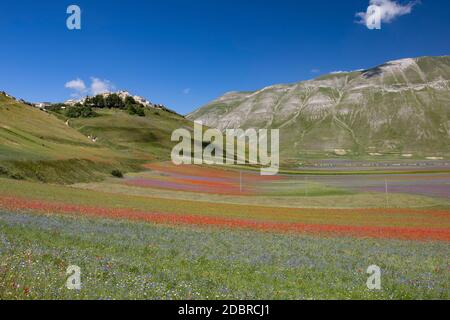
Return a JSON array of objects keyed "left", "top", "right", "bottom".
[{"left": 188, "top": 56, "right": 450, "bottom": 161}]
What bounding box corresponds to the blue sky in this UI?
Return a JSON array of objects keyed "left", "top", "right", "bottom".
[{"left": 1, "top": 0, "right": 450, "bottom": 115}]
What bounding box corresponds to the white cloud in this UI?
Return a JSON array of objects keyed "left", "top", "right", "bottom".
[
  {"left": 65, "top": 78, "right": 86, "bottom": 93},
  {"left": 65, "top": 77, "right": 115, "bottom": 97},
  {"left": 182, "top": 88, "right": 191, "bottom": 94},
  {"left": 356, "top": 0, "right": 418, "bottom": 27},
  {"left": 310, "top": 69, "right": 320, "bottom": 74},
  {"left": 90, "top": 77, "right": 114, "bottom": 95}
]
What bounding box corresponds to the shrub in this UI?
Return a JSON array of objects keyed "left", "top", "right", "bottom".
[
  {"left": 111, "top": 169, "right": 123, "bottom": 178},
  {"left": 126, "top": 104, "right": 145, "bottom": 117},
  {"left": 135, "top": 106, "right": 145, "bottom": 117},
  {"left": 45, "top": 104, "right": 65, "bottom": 112},
  {"left": 66, "top": 105, "right": 98, "bottom": 118},
  {"left": 127, "top": 104, "right": 137, "bottom": 115},
  {"left": 9, "top": 172, "right": 24, "bottom": 180},
  {"left": 0, "top": 166, "right": 8, "bottom": 176}
]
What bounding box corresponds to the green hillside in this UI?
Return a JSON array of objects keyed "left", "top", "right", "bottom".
[
  {"left": 68, "top": 107, "right": 192, "bottom": 160},
  {"left": 0, "top": 94, "right": 192, "bottom": 183},
  {"left": 0, "top": 94, "right": 106, "bottom": 161},
  {"left": 188, "top": 56, "right": 450, "bottom": 163}
]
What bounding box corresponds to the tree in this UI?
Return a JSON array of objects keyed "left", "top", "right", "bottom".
[
  {"left": 135, "top": 106, "right": 145, "bottom": 117},
  {"left": 127, "top": 104, "right": 137, "bottom": 115},
  {"left": 105, "top": 93, "right": 124, "bottom": 109},
  {"left": 127, "top": 104, "right": 145, "bottom": 117},
  {"left": 91, "top": 95, "right": 106, "bottom": 108},
  {"left": 124, "top": 96, "right": 136, "bottom": 106},
  {"left": 84, "top": 96, "right": 94, "bottom": 107},
  {"left": 66, "top": 105, "right": 97, "bottom": 118}
]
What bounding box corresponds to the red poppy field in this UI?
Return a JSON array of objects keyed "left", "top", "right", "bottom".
[
  {"left": 0, "top": 161, "right": 449, "bottom": 242},
  {"left": 0, "top": 195, "right": 449, "bottom": 241}
]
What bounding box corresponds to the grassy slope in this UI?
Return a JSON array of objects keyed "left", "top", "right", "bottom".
[
  {"left": 0, "top": 95, "right": 192, "bottom": 183},
  {"left": 68, "top": 108, "right": 192, "bottom": 160},
  {"left": 0, "top": 95, "right": 108, "bottom": 161}
]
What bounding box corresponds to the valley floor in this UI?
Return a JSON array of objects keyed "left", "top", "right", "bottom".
[{"left": 0, "top": 163, "right": 449, "bottom": 299}]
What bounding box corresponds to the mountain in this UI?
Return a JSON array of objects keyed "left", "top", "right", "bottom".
[{"left": 188, "top": 56, "right": 450, "bottom": 162}]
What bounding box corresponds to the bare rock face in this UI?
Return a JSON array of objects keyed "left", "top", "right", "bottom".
[{"left": 188, "top": 56, "right": 450, "bottom": 159}]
